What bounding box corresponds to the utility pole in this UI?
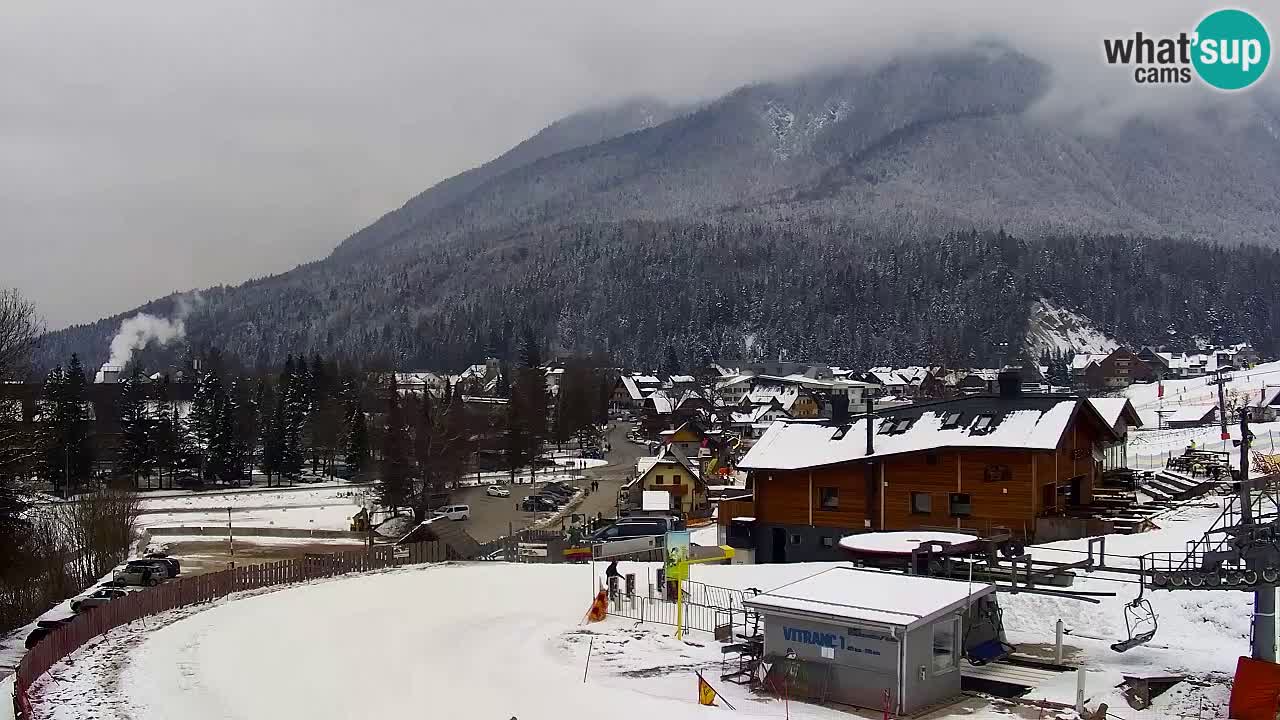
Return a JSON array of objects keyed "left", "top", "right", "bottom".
[
  {"left": 1216, "top": 368, "right": 1231, "bottom": 449},
  {"left": 1240, "top": 408, "right": 1276, "bottom": 661}
]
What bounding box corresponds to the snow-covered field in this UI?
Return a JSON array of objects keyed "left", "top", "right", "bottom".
[
  {"left": 135, "top": 485, "right": 371, "bottom": 531},
  {"left": 1124, "top": 360, "right": 1280, "bottom": 472},
  {"left": 25, "top": 498, "right": 1245, "bottom": 720}
]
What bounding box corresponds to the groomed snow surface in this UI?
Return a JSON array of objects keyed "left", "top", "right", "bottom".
[{"left": 27, "top": 500, "right": 1243, "bottom": 719}]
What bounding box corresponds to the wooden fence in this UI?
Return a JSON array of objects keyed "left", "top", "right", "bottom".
[{"left": 12, "top": 540, "right": 444, "bottom": 718}]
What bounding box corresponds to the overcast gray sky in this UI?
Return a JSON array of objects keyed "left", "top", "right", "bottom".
[{"left": 0, "top": 1, "right": 1225, "bottom": 328}]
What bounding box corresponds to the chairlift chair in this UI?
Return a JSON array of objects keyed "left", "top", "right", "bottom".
[{"left": 1110, "top": 597, "right": 1158, "bottom": 653}]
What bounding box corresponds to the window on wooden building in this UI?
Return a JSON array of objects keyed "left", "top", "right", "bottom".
[
  {"left": 790, "top": 533, "right": 803, "bottom": 545},
  {"left": 911, "top": 492, "right": 932, "bottom": 514},
  {"left": 655, "top": 475, "right": 664, "bottom": 485},
  {"left": 821, "top": 536, "right": 835, "bottom": 548},
  {"left": 949, "top": 493, "right": 972, "bottom": 517},
  {"left": 819, "top": 487, "right": 839, "bottom": 510}
]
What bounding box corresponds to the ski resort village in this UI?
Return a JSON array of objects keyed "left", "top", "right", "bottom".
[
  {"left": 6, "top": 7, "right": 1280, "bottom": 718},
  {"left": 3, "top": 306, "right": 1280, "bottom": 720}
]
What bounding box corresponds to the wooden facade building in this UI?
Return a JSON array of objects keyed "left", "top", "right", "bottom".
[{"left": 737, "top": 379, "right": 1124, "bottom": 562}]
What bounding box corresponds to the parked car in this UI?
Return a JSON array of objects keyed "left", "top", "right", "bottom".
[
  {"left": 25, "top": 618, "right": 72, "bottom": 648},
  {"left": 144, "top": 553, "right": 181, "bottom": 577},
  {"left": 70, "top": 587, "right": 130, "bottom": 613},
  {"left": 521, "top": 495, "right": 559, "bottom": 513},
  {"left": 539, "top": 482, "right": 577, "bottom": 498},
  {"left": 486, "top": 485, "right": 511, "bottom": 498},
  {"left": 589, "top": 521, "right": 668, "bottom": 542},
  {"left": 616, "top": 515, "right": 682, "bottom": 533},
  {"left": 538, "top": 487, "right": 573, "bottom": 501},
  {"left": 128, "top": 558, "right": 178, "bottom": 579},
  {"left": 113, "top": 563, "right": 162, "bottom": 587},
  {"left": 432, "top": 504, "right": 471, "bottom": 521}
]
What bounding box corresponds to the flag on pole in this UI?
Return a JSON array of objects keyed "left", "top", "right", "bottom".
[
  {"left": 1158, "top": 381, "right": 1164, "bottom": 398},
  {"left": 696, "top": 671, "right": 735, "bottom": 709},
  {"left": 584, "top": 586, "right": 608, "bottom": 623},
  {"left": 698, "top": 673, "right": 717, "bottom": 705}
]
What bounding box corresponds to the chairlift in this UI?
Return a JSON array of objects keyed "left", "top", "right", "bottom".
[
  {"left": 1110, "top": 597, "right": 1158, "bottom": 653},
  {"left": 963, "top": 598, "right": 1016, "bottom": 666}
]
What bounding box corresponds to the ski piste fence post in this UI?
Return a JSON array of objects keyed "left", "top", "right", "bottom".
[{"left": 10, "top": 539, "right": 446, "bottom": 718}]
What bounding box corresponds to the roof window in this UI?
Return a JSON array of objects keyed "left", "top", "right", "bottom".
[{"left": 942, "top": 411, "right": 963, "bottom": 428}]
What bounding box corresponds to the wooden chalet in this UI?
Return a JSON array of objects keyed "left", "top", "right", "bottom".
[{"left": 736, "top": 372, "right": 1123, "bottom": 562}]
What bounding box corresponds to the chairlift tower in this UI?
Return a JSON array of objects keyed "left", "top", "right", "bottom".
[{"left": 1139, "top": 408, "right": 1278, "bottom": 661}]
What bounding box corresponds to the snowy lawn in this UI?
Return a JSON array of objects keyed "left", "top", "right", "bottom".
[{"left": 26, "top": 542, "right": 1245, "bottom": 720}]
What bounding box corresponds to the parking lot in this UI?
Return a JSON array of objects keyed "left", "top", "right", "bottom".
[{"left": 446, "top": 422, "right": 644, "bottom": 542}]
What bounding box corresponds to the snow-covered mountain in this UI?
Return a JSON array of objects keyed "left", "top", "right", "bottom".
[
  {"left": 39, "top": 47, "right": 1280, "bottom": 370},
  {"left": 1025, "top": 300, "right": 1120, "bottom": 358}
]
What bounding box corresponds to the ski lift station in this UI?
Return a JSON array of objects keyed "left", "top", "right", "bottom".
[{"left": 743, "top": 566, "right": 1001, "bottom": 716}]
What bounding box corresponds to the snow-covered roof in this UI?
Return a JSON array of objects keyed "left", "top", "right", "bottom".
[
  {"left": 1087, "top": 397, "right": 1141, "bottom": 429},
  {"left": 715, "top": 374, "right": 754, "bottom": 390},
  {"left": 729, "top": 405, "right": 776, "bottom": 424},
  {"left": 669, "top": 374, "right": 695, "bottom": 383},
  {"left": 1167, "top": 405, "right": 1217, "bottom": 423},
  {"left": 619, "top": 375, "right": 644, "bottom": 401},
  {"left": 1070, "top": 353, "right": 1107, "bottom": 370},
  {"left": 744, "top": 567, "right": 995, "bottom": 630},
  {"left": 867, "top": 369, "right": 906, "bottom": 386},
  {"left": 635, "top": 446, "right": 702, "bottom": 483},
  {"left": 838, "top": 531, "right": 980, "bottom": 556},
  {"left": 1260, "top": 387, "right": 1280, "bottom": 408},
  {"left": 635, "top": 456, "right": 660, "bottom": 477},
  {"left": 740, "top": 397, "right": 1095, "bottom": 470}
]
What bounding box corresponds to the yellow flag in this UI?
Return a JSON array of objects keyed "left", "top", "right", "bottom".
[{"left": 698, "top": 674, "right": 717, "bottom": 706}]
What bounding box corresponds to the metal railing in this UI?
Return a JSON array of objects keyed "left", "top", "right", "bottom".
[{"left": 607, "top": 580, "right": 745, "bottom": 637}]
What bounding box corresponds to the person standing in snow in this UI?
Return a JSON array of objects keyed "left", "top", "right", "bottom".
[{"left": 605, "top": 560, "right": 622, "bottom": 591}]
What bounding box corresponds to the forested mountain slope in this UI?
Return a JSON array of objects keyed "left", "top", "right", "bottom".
[{"left": 38, "top": 47, "right": 1280, "bottom": 372}]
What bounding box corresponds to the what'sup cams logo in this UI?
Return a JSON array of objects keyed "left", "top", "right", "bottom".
[{"left": 1104, "top": 8, "right": 1270, "bottom": 90}]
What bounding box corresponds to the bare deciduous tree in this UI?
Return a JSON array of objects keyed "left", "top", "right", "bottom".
[{"left": 0, "top": 287, "right": 43, "bottom": 381}]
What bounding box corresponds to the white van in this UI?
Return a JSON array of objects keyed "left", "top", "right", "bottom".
[{"left": 432, "top": 504, "right": 471, "bottom": 521}]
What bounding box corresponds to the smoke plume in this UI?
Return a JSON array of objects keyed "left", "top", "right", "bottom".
[{"left": 105, "top": 312, "right": 187, "bottom": 369}]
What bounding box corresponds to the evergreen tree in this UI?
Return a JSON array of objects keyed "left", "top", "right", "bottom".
[
  {"left": 377, "top": 374, "right": 411, "bottom": 511},
  {"left": 42, "top": 355, "right": 93, "bottom": 496},
  {"left": 117, "top": 365, "right": 154, "bottom": 488},
  {"left": 503, "top": 395, "right": 530, "bottom": 484},
  {"left": 343, "top": 399, "right": 370, "bottom": 479},
  {"left": 282, "top": 355, "right": 308, "bottom": 480},
  {"left": 663, "top": 344, "right": 682, "bottom": 376},
  {"left": 260, "top": 373, "right": 284, "bottom": 486},
  {"left": 152, "top": 377, "right": 179, "bottom": 490}
]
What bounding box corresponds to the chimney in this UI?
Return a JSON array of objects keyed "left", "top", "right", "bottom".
[
  {"left": 829, "top": 393, "right": 850, "bottom": 424},
  {"left": 865, "top": 397, "right": 874, "bottom": 455},
  {"left": 998, "top": 368, "right": 1022, "bottom": 397}
]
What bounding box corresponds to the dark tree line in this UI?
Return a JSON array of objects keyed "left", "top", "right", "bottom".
[
  {"left": 0, "top": 289, "right": 139, "bottom": 636},
  {"left": 36, "top": 222, "right": 1280, "bottom": 374}
]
